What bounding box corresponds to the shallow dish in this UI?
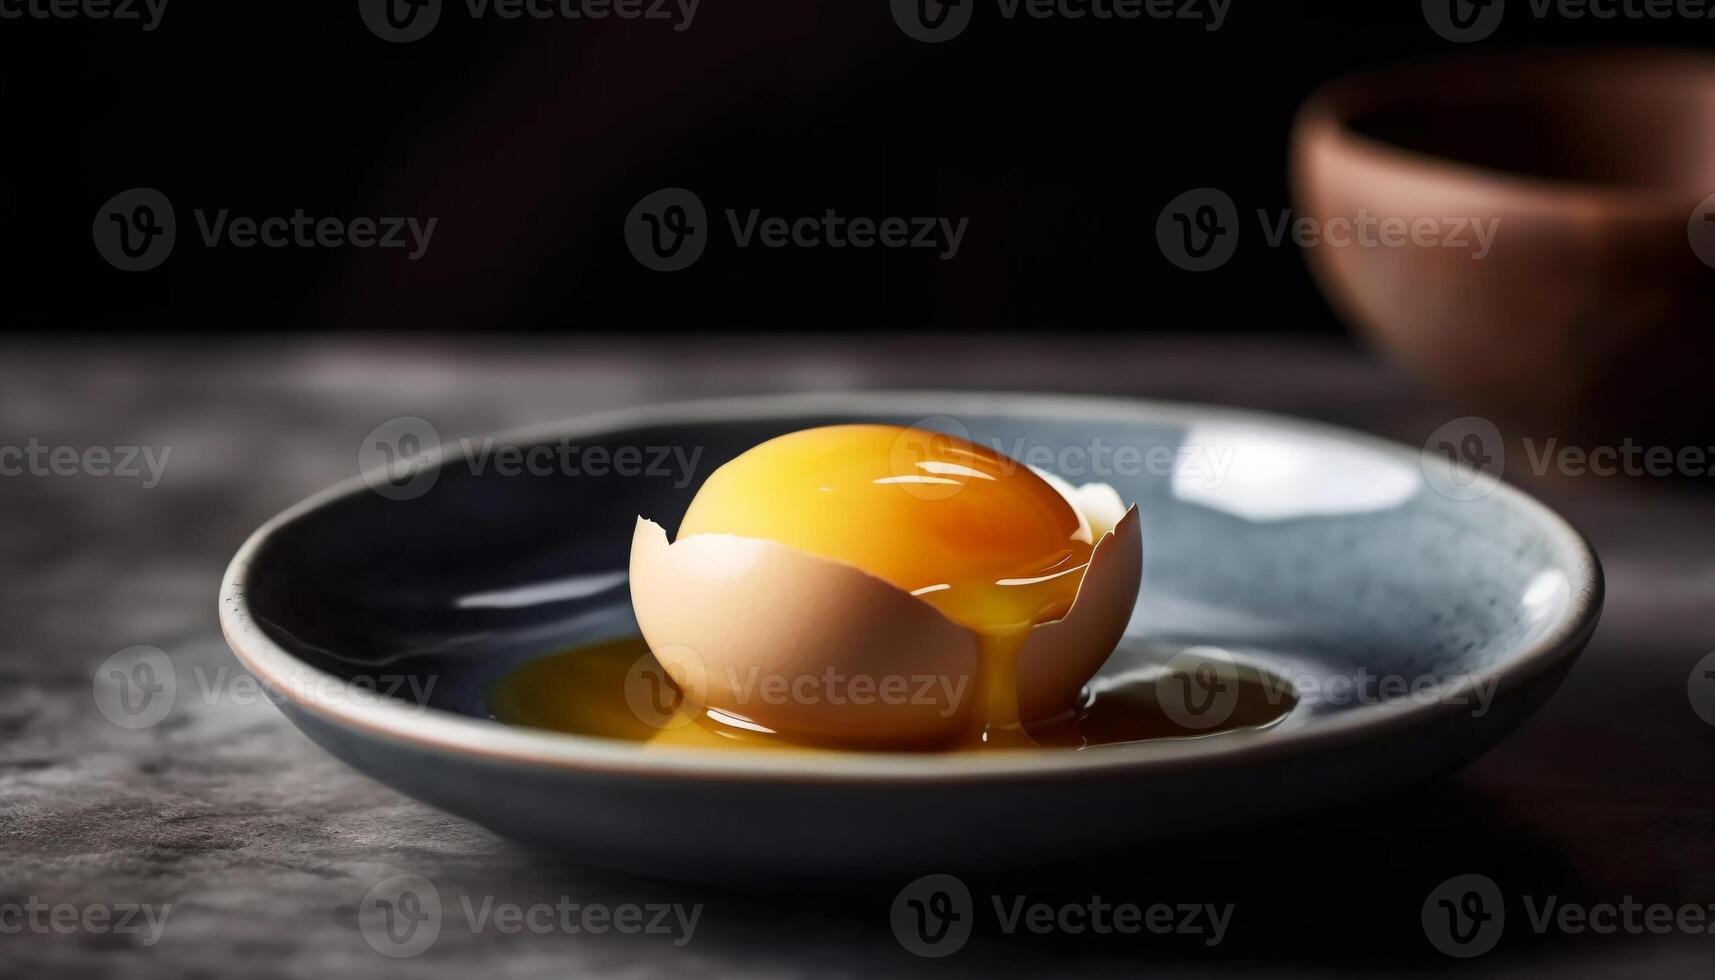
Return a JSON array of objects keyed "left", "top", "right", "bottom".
[{"left": 219, "top": 393, "right": 1602, "bottom": 880}]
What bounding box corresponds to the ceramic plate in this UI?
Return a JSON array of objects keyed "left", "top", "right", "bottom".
[{"left": 219, "top": 393, "right": 1603, "bottom": 881}]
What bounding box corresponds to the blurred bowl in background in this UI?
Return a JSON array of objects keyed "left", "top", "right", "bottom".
[{"left": 1292, "top": 49, "right": 1715, "bottom": 441}]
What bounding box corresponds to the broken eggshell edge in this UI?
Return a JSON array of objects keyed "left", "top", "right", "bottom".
[{"left": 628, "top": 503, "right": 1142, "bottom": 746}]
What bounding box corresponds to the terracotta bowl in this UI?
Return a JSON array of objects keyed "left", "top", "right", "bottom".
[{"left": 1292, "top": 50, "right": 1715, "bottom": 440}]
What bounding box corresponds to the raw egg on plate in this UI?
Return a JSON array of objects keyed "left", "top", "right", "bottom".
[{"left": 628, "top": 424, "right": 1143, "bottom": 749}]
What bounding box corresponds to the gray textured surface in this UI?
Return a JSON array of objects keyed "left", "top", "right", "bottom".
[{"left": 3, "top": 337, "right": 1713, "bottom": 978}]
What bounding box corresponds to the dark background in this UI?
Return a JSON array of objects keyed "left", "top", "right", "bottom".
[
  {"left": 1, "top": 1, "right": 1705, "bottom": 331},
  {"left": 5, "top": 8, "right": 1715, "bottom": 976}
]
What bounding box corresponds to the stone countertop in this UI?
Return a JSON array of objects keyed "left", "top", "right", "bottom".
[{"left": 3, "top": 336, "right": 1713, "bottom": 978}]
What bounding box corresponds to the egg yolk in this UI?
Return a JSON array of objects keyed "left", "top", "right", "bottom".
[{"left": 676, "top": 424, "right": 1097, "bottom": 744}]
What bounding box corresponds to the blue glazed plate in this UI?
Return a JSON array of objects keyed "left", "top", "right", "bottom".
[{"left": 219, "top": 393, "right": 1602, "bottom": 880}]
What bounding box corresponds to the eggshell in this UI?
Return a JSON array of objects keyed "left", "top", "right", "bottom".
[
  {"left": 629, "top": 501, "right": 1142, "bottom": 747},
  {"left": 630, "top": 519, "right": 980, "bottom": 745},
  {"left": 1016, "top": 505, "right": 1141, "bottom": 723}
]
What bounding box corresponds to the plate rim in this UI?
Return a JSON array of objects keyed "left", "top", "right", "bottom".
[{"left": 218, "top": 390, "right": 1605, "bottom": 784}]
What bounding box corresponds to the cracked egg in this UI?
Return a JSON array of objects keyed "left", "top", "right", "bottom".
[{"left": 629, "top": 424, "right": 1142, "bottom": 749}]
